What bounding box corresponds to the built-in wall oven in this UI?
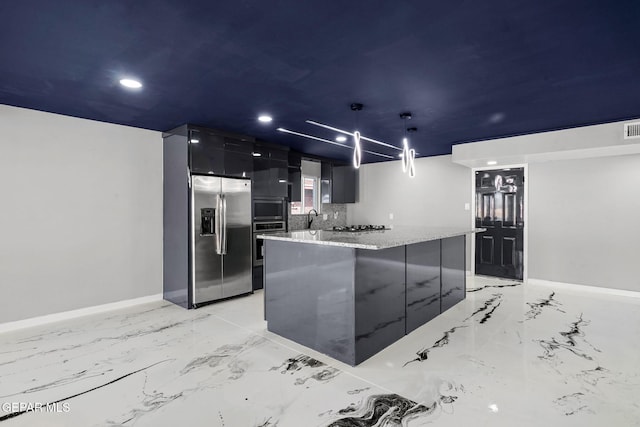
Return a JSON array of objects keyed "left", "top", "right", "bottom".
[
  {"left": 253, "top": 197, "right": 287, "bottom": 221},
  {"left": 253, "top": 221, "right": 286, "bottom": 266}
]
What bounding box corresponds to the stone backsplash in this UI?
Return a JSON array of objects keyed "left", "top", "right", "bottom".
[{"left": 288, "top": 203, "right": 347, "bottom": 231}]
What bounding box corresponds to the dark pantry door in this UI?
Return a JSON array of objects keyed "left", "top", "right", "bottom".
[{"left": 475, "top": 168, "right": 524, "bottom": 280}]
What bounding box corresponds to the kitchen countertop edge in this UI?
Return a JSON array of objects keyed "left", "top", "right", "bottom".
[{"left": 257, "top": 227, "right": 486, "bottom": 250}]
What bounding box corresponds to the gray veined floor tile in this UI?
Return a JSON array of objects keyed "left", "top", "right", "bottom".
[{"left": 1, "top": 276, "right": 640, "bottom": 426}]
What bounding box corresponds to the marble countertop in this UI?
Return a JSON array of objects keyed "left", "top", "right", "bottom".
[{"left": 258, "top": 226, "right": 485, "bottom": 250}]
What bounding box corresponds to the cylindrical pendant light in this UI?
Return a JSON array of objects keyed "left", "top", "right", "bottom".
[
  {"left": 399, "top": 112, "right": 415, "bottom": 177},
  {"left": 353, "top": 130, "right": 362, "bottom": 169},
  {"left": 401, "top": 137, "right": 410, "bottom": 173},
  {"left": 408, "top": 148, "right": 416, "bottom": 178},
  {"left": 350, "top": 103, "right": 364, "bottom": 169}
]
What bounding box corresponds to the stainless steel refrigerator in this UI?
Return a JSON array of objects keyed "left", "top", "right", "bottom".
[{"left": 191, "top": 175, "right": 252, "bottom": 306}]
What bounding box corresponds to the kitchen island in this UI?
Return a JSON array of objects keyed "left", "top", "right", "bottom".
[{"left": 259, "top": 226, "right": 484, "bottom": 366}]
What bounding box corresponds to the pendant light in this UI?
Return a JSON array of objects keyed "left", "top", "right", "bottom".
[
  {"left": 351, "top": 103, "right": 363, "bottom": 169},
  {"left": 400, "top": 112, "right": 416, "bottom": 178}
]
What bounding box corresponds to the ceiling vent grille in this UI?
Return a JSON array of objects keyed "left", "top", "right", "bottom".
[{"left": 624, "top": 122, "right": 640, "bottom": 139}]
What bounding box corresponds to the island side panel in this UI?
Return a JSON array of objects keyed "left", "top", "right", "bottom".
[
  {"left": 263, "top": 240, "right": 357, "bottom": 365},
  {"left": 406, "top": 240, "right": 442, "bottom": 334},
  {"left": 354, "top": 246, "right": 406, "bottom": 365},
  {"left": 441, "top": 235, "right": 466, "bottom": 312}
]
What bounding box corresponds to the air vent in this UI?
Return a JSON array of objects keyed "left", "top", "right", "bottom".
[{"left": 624, "top": 122, "right": 640, "bottom": 139}]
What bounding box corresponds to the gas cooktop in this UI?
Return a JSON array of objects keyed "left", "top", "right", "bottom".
[{"left": 332, "top": 225, "right": 388, "bottom": 232}]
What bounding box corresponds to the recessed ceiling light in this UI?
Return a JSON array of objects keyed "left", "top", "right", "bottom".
[
  {"left": 278, "top": 179, "right": 287, "bottom": 183},
  {"left": 258, "top": 115, "right": 273, "bottom": 123},
  {"left": 487, "top": 160, "right": 497, "bottom": 165},
  {"left": 336, "top": 135, "right": 347, "bottom": 142},
  {"left": 119, "top": 78, "right": 142, "bottom": 89},
  {"left": 252, "top": 152, "right": 262, "bottom": 157}
]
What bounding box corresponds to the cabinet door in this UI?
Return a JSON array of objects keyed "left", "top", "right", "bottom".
[
  {"left": 190, "top": 131, "right": 224, "bottom": 175},
  {"left": 344, "top": 166, "right": 357, "bottom": 203},
  {"left": 333, "top": 165, "right": 357, "bottom": 203},
  {"left": 224, "top": 138, "right": 253, "bottom": 178},
  {"left": 441, "top": 236, "right": 466, "bottom": 312},
  {"left": 252, "top": 146, "right": 271, "bottom": 197},
  {"left": 288, "top": 152, "right": 302, "bottom": 202},
  {"left": 288, "top": 168, "right": 301, "bottom": 202},
  {"left": 332, "top": 165, "right": 346, "bottom": 203},
  {"left": 320, "top": 162, "right": 332, "bottom": 204},
  {"left": 269, "top": 158, "right": 288, "bottom": 198}
]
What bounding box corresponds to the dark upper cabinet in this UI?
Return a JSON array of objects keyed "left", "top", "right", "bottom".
[
  {"left": 223, "top": 138, "right": 253, "bottom": 178},
  {"left": 171, "top": 124, "right": 354, "bottom": 201},
  {"left": 252, "top": 143, "right": 289, "bottom": 198},
  {"left": 189, "top": 127, "right": 254, "bottom": 177},
  {"left": 321, "top": 161, "right": 332, "bottom": 203},
  {"left": 269, "top": 148, "right": 288, "bottom": 198},
  {"left": 288, "top": 152, "right": 302, "bottom": 202},
  {"left": 333, "top": 164, "right": 357, "bottom": 203},
  {"left": 252, "top": 145, "right": 271, "bottom": 196},
  {"left": 189, "top": 129, "right": 225, "bottom": 175},
  {"left": 320, "top": 161, "right": 358, "bottom": 204}
]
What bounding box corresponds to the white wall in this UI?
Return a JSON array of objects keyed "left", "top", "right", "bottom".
[
  {"left": 347, "top": 155, "right": 473, "bottom": 268},
  {"left": 453, "top": 117, "right": 640, "bottom": 292},
  {"left": 348, "top": 155, "right": 471, "bottom": 226},
  {"left": 0, "top": 105, "right": 163, "bottom": 323},
  {"left": 452, "top": 116, "right": 640, "bottom": 168},
  {"left": 528, "top": 155, "right": 640, "bottom": 291}
]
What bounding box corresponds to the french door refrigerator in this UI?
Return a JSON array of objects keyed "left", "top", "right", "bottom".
[{"left": 191, "top": 175, "right": 252, "bottom": 306}]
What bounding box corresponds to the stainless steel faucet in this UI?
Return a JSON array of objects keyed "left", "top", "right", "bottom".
[{"left": 307, "top": 209, "right": 318, "bottom": 229}]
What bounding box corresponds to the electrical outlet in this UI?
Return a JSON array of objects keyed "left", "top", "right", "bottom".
[
  {"left": 323, "top": 214, "right": 328, "bottom": 220},
  {"left": 464, "top": 203, "right": 470, "bottom": 211},
  {"left": 389, "top": 213, "right": 394, "bottom": 220}
]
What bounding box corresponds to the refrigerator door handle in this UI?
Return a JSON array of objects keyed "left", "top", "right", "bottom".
[
  {"left": 215, "top": 194, "right": 223, "bottom": 255},
  {"left": 222, "top": 194, "right": 228, "bottom": 255}
]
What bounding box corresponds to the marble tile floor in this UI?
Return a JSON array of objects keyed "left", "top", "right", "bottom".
[{"left": 1, "top": 276, "right": 639, "bottom": 426}]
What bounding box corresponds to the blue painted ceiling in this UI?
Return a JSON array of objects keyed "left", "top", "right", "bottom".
[{"left": 1, "top": 1, "right": 639, "bottom": 163}]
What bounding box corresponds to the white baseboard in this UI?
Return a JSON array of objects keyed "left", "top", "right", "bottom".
[
  {"left": 0, "top": 294, "right": 164, "bottom": 334},
  {"left": 527, "top": 278, "right": 640, "bottom": 299}
]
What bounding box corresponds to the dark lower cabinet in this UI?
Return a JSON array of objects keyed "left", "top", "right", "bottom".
[
  {"left": 252, "top": 266, "right": 263, "bottom": 290},
  {"left": 441, "top": 236, "right": 466, "bottom": 312},
  {"left": 406, "top": 240, "right": 441, "bottom": 333},
  {"left": 264, "top": 236, "right": 468, "bottom": 366}
]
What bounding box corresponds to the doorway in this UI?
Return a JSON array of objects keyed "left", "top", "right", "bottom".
[{"left": 474, "top": 167, "right": 525, "bottom": 280}]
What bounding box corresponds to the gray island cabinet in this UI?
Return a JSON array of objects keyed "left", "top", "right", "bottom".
[{"left": 259, "top": 227, "right": 484, "bottom": 366}]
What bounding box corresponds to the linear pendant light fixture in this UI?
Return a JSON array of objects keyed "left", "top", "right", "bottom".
[
  {"left": 276, "top": 128, "right": 394, "bottom": 159},
  {"left": 305, "top": 120, "right": 402, "bottom": 151},
  {"left": 277, "top": 103, "right": 423, "bottom": 168}
]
